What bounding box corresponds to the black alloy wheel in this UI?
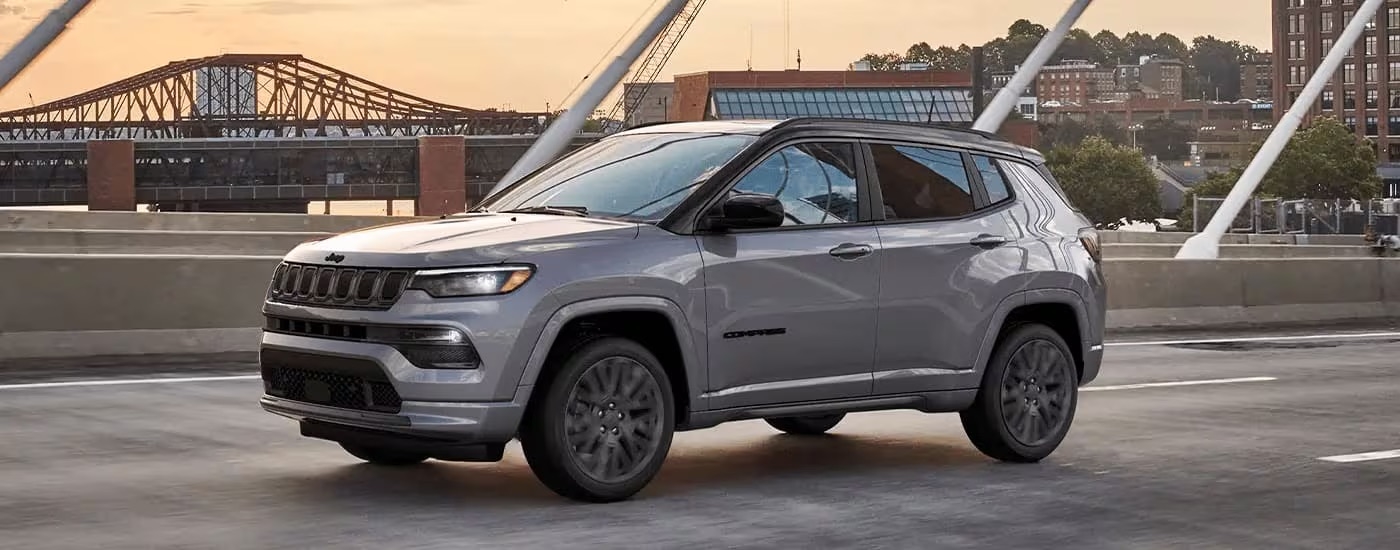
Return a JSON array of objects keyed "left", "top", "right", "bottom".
[
  {"left": 563, "top": 356, "right": 668, "bottom": 484},
  {"left": 521, "top": 337, "right": 675, "bottom": 503},
  {"left": 999, "top": 338, "right": 1075, "bottom": 448},
  {"left": 960, "top": 323, "right": 1079, "bottom": 463}
]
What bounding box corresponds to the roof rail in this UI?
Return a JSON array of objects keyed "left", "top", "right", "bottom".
[{"left": 771, "top": 117, "right": 1008, "bottom": 142}]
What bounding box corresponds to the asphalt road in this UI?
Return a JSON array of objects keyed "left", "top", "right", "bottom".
[{"left": 3, "top": 328, "right": 1400, "bottom": 549}]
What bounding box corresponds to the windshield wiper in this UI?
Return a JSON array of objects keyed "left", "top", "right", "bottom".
[{"left": 500, "top": 205, "right": 590, "bottom": 217}]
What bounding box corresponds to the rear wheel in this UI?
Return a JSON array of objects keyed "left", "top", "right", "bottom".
[
  {"left": 520, "top": 337, "right": 675, "bottom": 503},
  {"left": 339, "top": 443, "right": 429, "bottom": 466},
  {"left": 765, "top": 414, "right": 846, "bottom": 435},
  {"left": 960, "top": 323, "right": 1079, "bottom": 463}
]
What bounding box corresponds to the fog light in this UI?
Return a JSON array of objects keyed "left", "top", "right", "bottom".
[
  {"left": 394, "top": 343, "right": 482, "bottom": 370},
  {"left": 366, "top": 326, "right": 465, "bottom": 344}
]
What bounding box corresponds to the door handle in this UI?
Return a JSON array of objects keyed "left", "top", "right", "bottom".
[
  {"left": 828, "top": 243, "right": 874, "bottom": 260},
  {"left": 970, "top": 234, "right": 1009, "bottom": 248}
]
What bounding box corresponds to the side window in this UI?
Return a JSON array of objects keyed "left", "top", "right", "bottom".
[
  {"left": 972, "top": 155, "right": 1014, "bottom": 205},
  {"left": 730, "top": 142, "right": 860, "bottom": 226},
  {"left": 868, "top": 144, "right": 975, "bottom": 220}
]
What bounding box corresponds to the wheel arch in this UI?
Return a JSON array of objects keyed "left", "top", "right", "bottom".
[
  {"left": 972, "top": 288, "right": 1092, "bottom": 381},
  {"left": 515, "top": 296, "right": 706, "bottom": 417}
]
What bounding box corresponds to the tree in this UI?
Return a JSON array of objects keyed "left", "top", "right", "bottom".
[
  {"left": 1039, "top": 114, "right": 1128, "bottom": 150},
  {"left": 1181, "top": 116, "right": 1382, "bottom": 222},
  {"left": 854, "top": 52, "right": 905, "bottom": 71},
  {"left": 853, "top": 19, "right": 1263, "bottom": 104},
  {"left": 1190, "top": 35, "right": 1247, "bottom": 101},
  {"left": 1136, "top": 117, "right": 1195, "bottom": 161},
  {"left": 1046, "top": 136, "right": 1163, "bottom": 226},
  {"left": 1263, "top": 117, "right": 1381, "bottom": 199},
  {"left": 1094, "top": 30, "right": 1128, "bottom": 65}
]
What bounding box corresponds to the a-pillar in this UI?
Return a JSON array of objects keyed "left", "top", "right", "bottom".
[
  {"left": 86, "top": 139, "right": 136, "bottom": 211},
  {"left": 416, "top": 135, "right": 467, "bottom": 217}
]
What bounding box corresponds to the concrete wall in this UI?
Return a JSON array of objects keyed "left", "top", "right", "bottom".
[
  {"left": 1105, "top": 258, "right": 1400, "bottom": 330},
  {"left": 0, "top": 229, "right": 330, "bottom": 255},
  {"left": 2, "top": 254, "right": 1397, "bottom": 359},
  {"left": 1100, "top": 231, "right": 1365, "bottom": 246},
  {"left": 1, "top": 209, "right": 422, "bottom": 233},
  {"left": 1106, "top": 244, "right": 1382, "bottom": 259},
  {"left": 0, "top": 254, "right": 279, "bottom": 358}
]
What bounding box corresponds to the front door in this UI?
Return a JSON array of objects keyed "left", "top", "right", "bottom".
[{"left": 698, "top": 140, "right": 880, "bottom": 410}]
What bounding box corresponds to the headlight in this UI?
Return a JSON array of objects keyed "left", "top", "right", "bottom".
[{"left": 406, "top": 265, "right": 534, "bottom": 298}]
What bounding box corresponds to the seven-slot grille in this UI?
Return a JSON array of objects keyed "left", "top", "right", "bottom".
[{"left": 268, "top": 262, "right": 413, "bottom": 310}]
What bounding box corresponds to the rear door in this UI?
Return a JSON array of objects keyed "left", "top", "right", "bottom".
[{"left": 863, "top": 142, "right": 1024, "bottom": 394}]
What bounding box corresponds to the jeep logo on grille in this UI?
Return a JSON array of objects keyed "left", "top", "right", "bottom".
[{"left": 324, "top": 253, "right": 346, "bottom": 263}]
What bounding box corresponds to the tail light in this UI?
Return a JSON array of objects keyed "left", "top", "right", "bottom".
[{"left": 1078, "top": 227, "right": 1102, "bottom": 263}]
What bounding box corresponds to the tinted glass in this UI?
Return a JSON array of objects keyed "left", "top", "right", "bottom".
[
  {"left": 484, "top": 132, "right": 756, "bottom": 221},
  {"left": 869, "top": 144, "right": 975, "bottom": 220},
  {"left": 709, "top": 88, "right": 974, "bottom": 124},
  {"left": 730, "top": 142, "right": 860, "bottom": 226},
  {"left": 973, "top": 155, "right": 1013, "bottom": 205}
]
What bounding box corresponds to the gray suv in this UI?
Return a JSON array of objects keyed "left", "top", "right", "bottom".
[{"left": 259, "top": 118, "right": 1107, "bottom": 503}]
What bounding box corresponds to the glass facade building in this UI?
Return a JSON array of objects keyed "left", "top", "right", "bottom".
[{"left": 708, "top": 88, "right": 974, "bottom": 124}]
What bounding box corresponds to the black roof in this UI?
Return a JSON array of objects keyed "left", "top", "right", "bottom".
[{"left": 615, "top": 117, "right": 1041, "bottom": 161}]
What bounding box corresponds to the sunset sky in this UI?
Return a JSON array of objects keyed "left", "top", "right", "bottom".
[{"left": 0, "top": 0, "right": 1271, "bottom": 112}]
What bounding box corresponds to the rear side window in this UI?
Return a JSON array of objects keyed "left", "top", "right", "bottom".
[
  {"left": 971, "top": 155, "right": 1013, "bottom": 205},
  {"left": 868, "top": 144, "right": 975, "bottom": 220}
]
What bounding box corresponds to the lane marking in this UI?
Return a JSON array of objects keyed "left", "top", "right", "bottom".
[
  {"left": 0, "top": 375, "right": 260, "bottom": 391},
  {"left": 1105, "top": 331, "right": 1400, "bottom": 348},
  {"left": 1318, "top": 449, "right": 1400, "bottom": 463},
  {"left": 1082, "top": 376, "right": 1277, "bottom": 392}
]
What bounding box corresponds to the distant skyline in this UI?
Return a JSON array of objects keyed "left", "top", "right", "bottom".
[{"left": 0, "top": 0, "right": 1271, "bottom": 112}]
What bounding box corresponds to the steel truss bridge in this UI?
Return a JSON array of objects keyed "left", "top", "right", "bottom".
[
  {"left": 0, "top": 135, "right": 596, "bottom": 208},
  {"left": 0, "top": 53, "right": 585, "bottom": 206}
]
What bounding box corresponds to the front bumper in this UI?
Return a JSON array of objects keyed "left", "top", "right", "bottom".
[
  {"left": 260, "top": 391, "right": 529, "bottom": 443},
  {"left": 258, "top": 331, "right": 532, "bottom": 443}
]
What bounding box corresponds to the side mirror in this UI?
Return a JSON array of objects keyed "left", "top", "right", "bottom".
[{"left": 705, "top": 193, "right": 784, "bottom": 231}]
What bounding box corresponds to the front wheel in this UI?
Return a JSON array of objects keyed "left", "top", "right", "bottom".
[
  {"left": 520, "top": 337, "right": 675, "bottom": 503},
  {"left": 960, "top": 323, "right": 1079, "bottom": 463}
]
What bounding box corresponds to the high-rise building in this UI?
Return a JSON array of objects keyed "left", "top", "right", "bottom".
[{"left": 1273, "top": 0, "right": 1400, "bottom": 161}]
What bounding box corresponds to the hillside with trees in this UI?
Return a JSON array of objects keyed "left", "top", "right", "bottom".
[{"left": 857, "top": 19, "right": 1262, "bottom": 101}]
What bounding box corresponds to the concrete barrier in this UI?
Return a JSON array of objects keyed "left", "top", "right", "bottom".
[
  {"left": 1105, "top": 243, "right": 1380, "bottom": 259},
  {"left": 0, "top": 254, "right": 279, "bottom": 359},
  {"left": 1099, "top": 231, "right": 1365, "bottom": 246},
  {"left": 1105, "top": 258, "right": 1400, "bottom": 330},
  {"left": 0, "top": 229, "right": 331, "bottom": 255},
  {"left": 1, "top": 209, "right": 425, "bottom": 233},
  {"left": 2, "top": 254, "right": 1398, "bottom": 359}
]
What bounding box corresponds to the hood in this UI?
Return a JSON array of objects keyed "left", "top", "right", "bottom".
[{"left": 282, "top": 213, "right": 640, "bottom": 268}]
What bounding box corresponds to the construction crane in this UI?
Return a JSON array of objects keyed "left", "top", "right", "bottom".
[{"left": 600, "top": 0, "right": 708, "bottom": 129}]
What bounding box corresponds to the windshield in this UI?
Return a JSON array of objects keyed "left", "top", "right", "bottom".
[{"left": 481, "top": 132, "right": 758, "bottom": 221}]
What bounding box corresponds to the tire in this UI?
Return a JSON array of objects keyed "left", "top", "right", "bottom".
[
  {"left": 765, "top": 414, "right": 845, "bottom": 435},
  {"left": 960, "top": 323, "right": 1079, "bottom": 463},
  {"left": 520, "top": 337, "right": 676, "bottom": 503},
  {"left": 340, "top": 443, "right": 429, "bottom": 466}
]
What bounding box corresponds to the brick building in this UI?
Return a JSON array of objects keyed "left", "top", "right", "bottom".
[
  {"left": 1037, "top": 60, "right": 1116, "bottom": 104},
  {"left": 1274, "top": 0, "right": 1400, "bottom": 161},
  {"left": 1240, "top": 51, "right": 1274, "bottom": 101},
  {"left": 1140, "top": 57, "right": 1186, "bottom": 100}
]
